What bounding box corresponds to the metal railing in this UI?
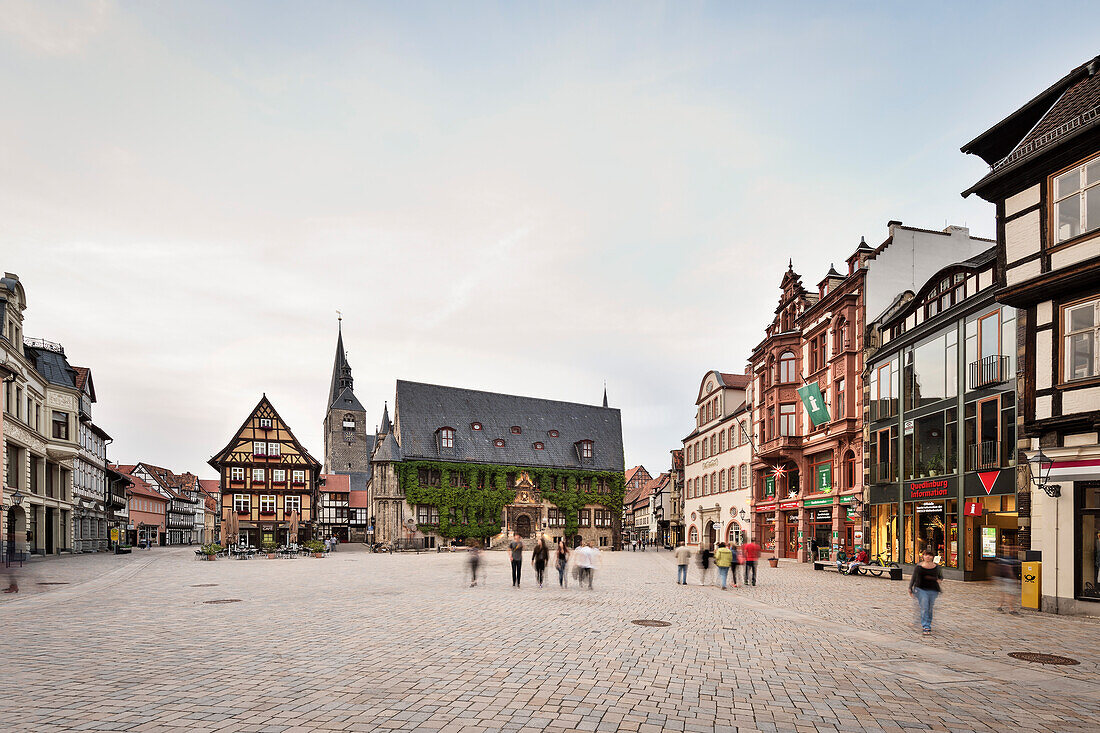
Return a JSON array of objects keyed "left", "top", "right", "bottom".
[
  {"left": 968, "top": 355, "right": 1011, "bottom": 390},
  {"left": 871, "top": 462, "right": 896, "bottom": 484},
  {"left": 23, "top": 337, "right": 64, "bottom": 354},
  {"left": 967, "top": 441, "right": 1001, "bottom": 472}
]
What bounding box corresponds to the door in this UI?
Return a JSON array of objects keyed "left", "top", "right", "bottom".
[
  {"left": 45, "top": 507, "right": 55, "bottom": 554},
  {"left": 786, "top": 526, "right": 799, "bottom": 558},
  {"left": 515, "top": 514, "right": 532, "bottom": 538},
  {"left": 706, "top": 521, "right": 717, "bottom": 549}
]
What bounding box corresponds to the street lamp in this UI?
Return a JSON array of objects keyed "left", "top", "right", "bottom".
[
  {"left": 1028, "top": 449, "right": 1061, "bottom": 498},
  {"left": 738, "top": 508, "right": 748, "bottom": 522},
  {"left": 10, "top": 488, "right": 24, "bottom": 507}
]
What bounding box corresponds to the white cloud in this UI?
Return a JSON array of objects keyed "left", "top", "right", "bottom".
[{"left": 0, "top": 0, "right": 112, "bottom": 56}]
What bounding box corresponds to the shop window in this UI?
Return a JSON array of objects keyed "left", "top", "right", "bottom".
[
  {"left": 904, "top": 499, "right": 958, "bottom": 567},
  {"left": 810, "top": 453, "right": 833, "bottom": 493},
  {"left": 870, "top": 503, "right": 898, "bottom": 562},
  {"left": 834, "top": 378, "right": 845, "bottom": 421},
  {"left": 1077, "top": 483, "right": 1100, "bottom": 600}
]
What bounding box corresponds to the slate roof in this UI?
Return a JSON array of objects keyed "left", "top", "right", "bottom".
[
  {"left": 24, "top": 346, "right": 76, "bottom": 388},
  {"left": 330, "top": 385, "right": 365, "bottom": 413},
  {"left": 393, "top": 380, "right": 624, "bottom": 472},
  {"left": 372, "top": 431, "right": 403, "bottom": 463}
]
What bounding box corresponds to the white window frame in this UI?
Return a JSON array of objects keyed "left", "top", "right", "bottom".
[
  {"left": 273, "top": 469, "right": 286, "bottom": 483},
  {"left": 440, "top": 428, "right": 454, "bottom": 449},
  {"left": 234, "top": 494, "right": 250, "bottom": 513},
  {"left": 252, "top": 468, "right": 265, "bottom": 482},
  {"left": 285, "top": 495, "right": 301, "bottom": 514},
  {"left": 253, "top": 441, "right": 266, "bottom": 457},
  {"left": 267, "top": 442, "right": 281, "bottom": 457},
  {"left": 1063, "top": 297, "right": 1100, "bottom": 382},
  {"left": 259, "top": 418, "right": 272, "bottom": 429},
  {"left": 292, "top": 470, "right": 305, "bottom": 485},
  {"left": 1053, "top": 153, "right": 1100, "bottom": 244},
  {"left": 259, "top": 495, "right": 276, "bottom": 513}
]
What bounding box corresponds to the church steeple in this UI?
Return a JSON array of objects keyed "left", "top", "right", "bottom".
[
  {"left": 329, "top": 318, "right": 354, "bottom": 407},
  {"left": 378, "top": 402, "right": 391, "bottom": 435},
  {"left": 602, "top": 383, "right": 608, "bottom": 408}
]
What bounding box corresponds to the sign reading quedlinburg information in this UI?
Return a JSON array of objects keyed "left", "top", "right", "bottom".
[{"left": 797, "top": 382, "right": 831, "bottom": 427}]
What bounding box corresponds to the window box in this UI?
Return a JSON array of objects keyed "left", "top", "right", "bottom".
[
  {"left": 259, "top": 510, "right": 276, "bottom": 516},
  {"left": 236, "top": 510, "right": 250, "bottom": 516},
  {"left": 229, "top": 479, "right": 245, "bottom": 485},
  {"left": 272, "top": 481, "right": 286, "bottom": 486},
  {"left": 292, "top": 480, "right": 306, "bottom": 486}
]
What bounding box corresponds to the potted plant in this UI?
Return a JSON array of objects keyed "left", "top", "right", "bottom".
[
  {"left": 768, "top": 555, "right": 780, "bottom": 568},
  {"left": 305, "top": 540, "right": 325, "bottom": 558},
  {"left": 262, "top": 541, "right": 278, "bottom": 559},
  {"left": 200, "top": 543, "right": 221, "bottom": 561}
]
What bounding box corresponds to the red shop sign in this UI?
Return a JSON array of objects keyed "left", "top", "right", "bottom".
[
  {"left": 778, "top": 501, "right": 800, "bottom": 510},
  {"left": 963, "top": 501, "right": 983, "bottom": 517},
  {"left": 756, "top": 503, "right": 777, "bottom": 512}
]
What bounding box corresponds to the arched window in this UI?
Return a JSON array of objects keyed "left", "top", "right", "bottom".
[
  {"left": 689, "top": 526, "right": 699, "bottom": 544},
  {"left": 835, "top": 317, "right": 848, "bottom": 352},
  {"left": 711, "top": 435, "right": 717, "bottom": 454},
  {"left": 711, "top": 471, "right": 717, "bottom": 493},
  {"left": 844, "top": 450, "right": 857, "bottom": 489},
  {"left": 439, "top": 427, "right": 455, "bottom": 449},
  {"left": 719, "top": 431, "right": 726, "bottom": 452},
  {"left": 740, "top": 463, "right": 749, "bottom": 488},
  {"left": 342, "top": 414, "right": 356, "bottom": 430},
  {"left": 702, "top": 474, "right": 709, "bottom": 495},
  {"left": 729, "top": 426, "right": 736, "bottom": 447},
  {"left": 779, "top": 351, "right": 797, "bottom": 383},
  {"left": 719, "top": 469, "right": 726, "bottom": 492},
  {"left": 727, "top": 521, "right": 743, "bottom": 545}
]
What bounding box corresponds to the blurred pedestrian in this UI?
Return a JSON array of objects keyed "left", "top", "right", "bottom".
[
  {"left": 994, "top": 546, "right": 1020, "bottom": 614},
  {"left": 468, "top": 545, "right": 482, "bottom": 587},
  {"left": 729, "top": 542, "right": 741, "bottom": 588},
  {"left": 509, "top": 532, "right": 524, "bottom": 587},
  {"left": 909, "top": 548, "right": 943, "bottom": 635},
  {"left": 714, "top": 542, "right": 733, "bottom": 590},
  {"left": 575, "top": 541, "right": 596, "bottom": 589},
  {"left": 556, "top": 538, "right": 570, "bottom": 587},
  {"left": 532, "top": 535, "right": 549, "bottom": 588},
  {"left": 674, "top": 541, "right": 691, "bottom": 585},
  {"left": 698, "top": 544, "right": 713, "bottom": 586},
  {"left": 742, "top": 537, "right": 760, "bottom": 586}
]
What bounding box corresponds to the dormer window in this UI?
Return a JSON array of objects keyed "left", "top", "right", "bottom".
[
  {"left": 494, "top": 439, "right": 506, "bottom": 448},
  {"left": 440, "top": 427, "right": 455, "bottom": 449},
  {"left": 510, "top": 426, "right": 521, "bottom": 435},
  {"left": 471, "top": 422, "right": 482, "bottom": 431},
  {"left": 548, "top": 430, "right": 559, "bottom": 438},
  {"left": 577, "top": 440, "right": 593, "bottom": 460},
  {"left": 533, "top": 442, "right": 545, "bottom": 450}
]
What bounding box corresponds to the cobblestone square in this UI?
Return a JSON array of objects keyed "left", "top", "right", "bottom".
[{"left": 0, "top": 547, "right": 1096, "bottom": 732}]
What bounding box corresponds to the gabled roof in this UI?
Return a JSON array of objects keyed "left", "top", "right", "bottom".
[
  {"left": 371, "top": 430, "right": 403, "bottom": 463},
  {"left": 963, "top": 55, "right": 1100, "bottom": 198},
  {"left": 330, "top": 385, "right": 365, "bottom": 412},
  {"left": 116, "top": 470, "right": 165, "bottom": 502},
  {"left": 208, "top": 395, "right": 322, "bottom": 470},
  {"left": 71, "top": 366, "right": 94, "bottom": 400},
  {"left": 393, "top": 380, "right": 624, "bottom": 472},
  {"left": 625, "top": 465, "right": 646, "bottom": 485}
]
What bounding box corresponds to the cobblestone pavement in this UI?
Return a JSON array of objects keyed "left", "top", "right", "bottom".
[{"left": 0, "top": 546, "right": 1097, "bottom": 732}]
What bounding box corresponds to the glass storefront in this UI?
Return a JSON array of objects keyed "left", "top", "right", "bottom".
[
  {"left": 1078, "top": 483, "right": 1100, "bottom": 601},
  {"left": 869, "top": 503, "right": 899, "bottom": 562},
  {"left": 903, "top": 499, "right": 958, "bottom": 567}
]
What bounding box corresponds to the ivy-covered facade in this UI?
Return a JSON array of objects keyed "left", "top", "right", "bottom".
[{"left": 366, "top": 380, "right": 626, "bottom": 549}]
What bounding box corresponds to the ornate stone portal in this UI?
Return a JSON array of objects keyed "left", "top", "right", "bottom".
[{"left": 505, "top": 472, "right": 542, "bottom": 538}]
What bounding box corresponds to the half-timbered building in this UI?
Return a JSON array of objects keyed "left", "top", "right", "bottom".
[
  {"left": 962, "top": 54, "right": 1100, "bottom": 614},
  {"left": 209, "top": 396, "right": 322, "bottom": 547}
]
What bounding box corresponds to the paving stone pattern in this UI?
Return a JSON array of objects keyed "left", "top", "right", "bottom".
[{"left": 0, "top": 547, "right": 1097, "bottom": 732}]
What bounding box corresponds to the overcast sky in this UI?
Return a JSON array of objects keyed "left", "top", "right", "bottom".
[{"left": 3, "top": 1, "right": 1098, "bottom": 478}]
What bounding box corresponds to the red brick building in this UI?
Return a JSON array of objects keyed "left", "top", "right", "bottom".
[{"left": 750, "top": 252, "right": 868, "bottom": 560}]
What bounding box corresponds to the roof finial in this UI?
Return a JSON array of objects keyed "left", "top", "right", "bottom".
[
  {"left": 788, "top": 258, "right": 793, "bottom": 270},
  {"left": 336, "top": 310, "right": 342, "bottom": 331},
  {"left": 602, "top": 382, "right": 608, "bottom": 408}
]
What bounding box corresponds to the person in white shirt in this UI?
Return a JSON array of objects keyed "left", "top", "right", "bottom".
[{"left": 574, "top": 541, "right": 600, "bottom": 589}]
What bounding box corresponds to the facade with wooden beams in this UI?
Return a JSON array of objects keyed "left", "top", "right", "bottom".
[{"left": 208, "top": 395, "right": 322, "bottom": 547}]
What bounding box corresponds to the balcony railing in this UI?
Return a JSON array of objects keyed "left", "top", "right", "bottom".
[
  {"left": 871, "top": 462, "right": 897, "bottom": 484},
  {"left": 969, "top": 355, "right": 1011, "bottom": 390},
  {"left": 967, "top": 441, "right": 1001, "bottom": 472},
  {"left": 869, "top": 399, "right": 898, "bottom": 422}
]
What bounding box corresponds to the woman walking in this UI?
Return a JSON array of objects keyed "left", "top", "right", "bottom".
[
  {"left": 909, "top": 548, "right": 943, "bottom": 635},
  {"left": 532, "top": 535, "right": 549, "bottom": 587},
  {"left": 556, "top": 538, "right": 571, "bottom": 588}
]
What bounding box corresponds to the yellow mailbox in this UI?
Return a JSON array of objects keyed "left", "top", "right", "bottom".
[{"left": 1021, "top": 561, "right": 1041, "bottom": 610}]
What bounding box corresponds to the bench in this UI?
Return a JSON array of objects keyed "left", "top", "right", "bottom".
[{"left": 813, "top": 560, "right": 903, "bottom": 580}]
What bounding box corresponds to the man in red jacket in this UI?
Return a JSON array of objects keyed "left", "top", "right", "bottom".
[{"left": 742, "top": 538, "right": 760, "bottom": 586}]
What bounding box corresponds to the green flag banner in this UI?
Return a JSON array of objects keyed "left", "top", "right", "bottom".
[{"left": 797, "top": 382, "right": 830, "bottom": 427}]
